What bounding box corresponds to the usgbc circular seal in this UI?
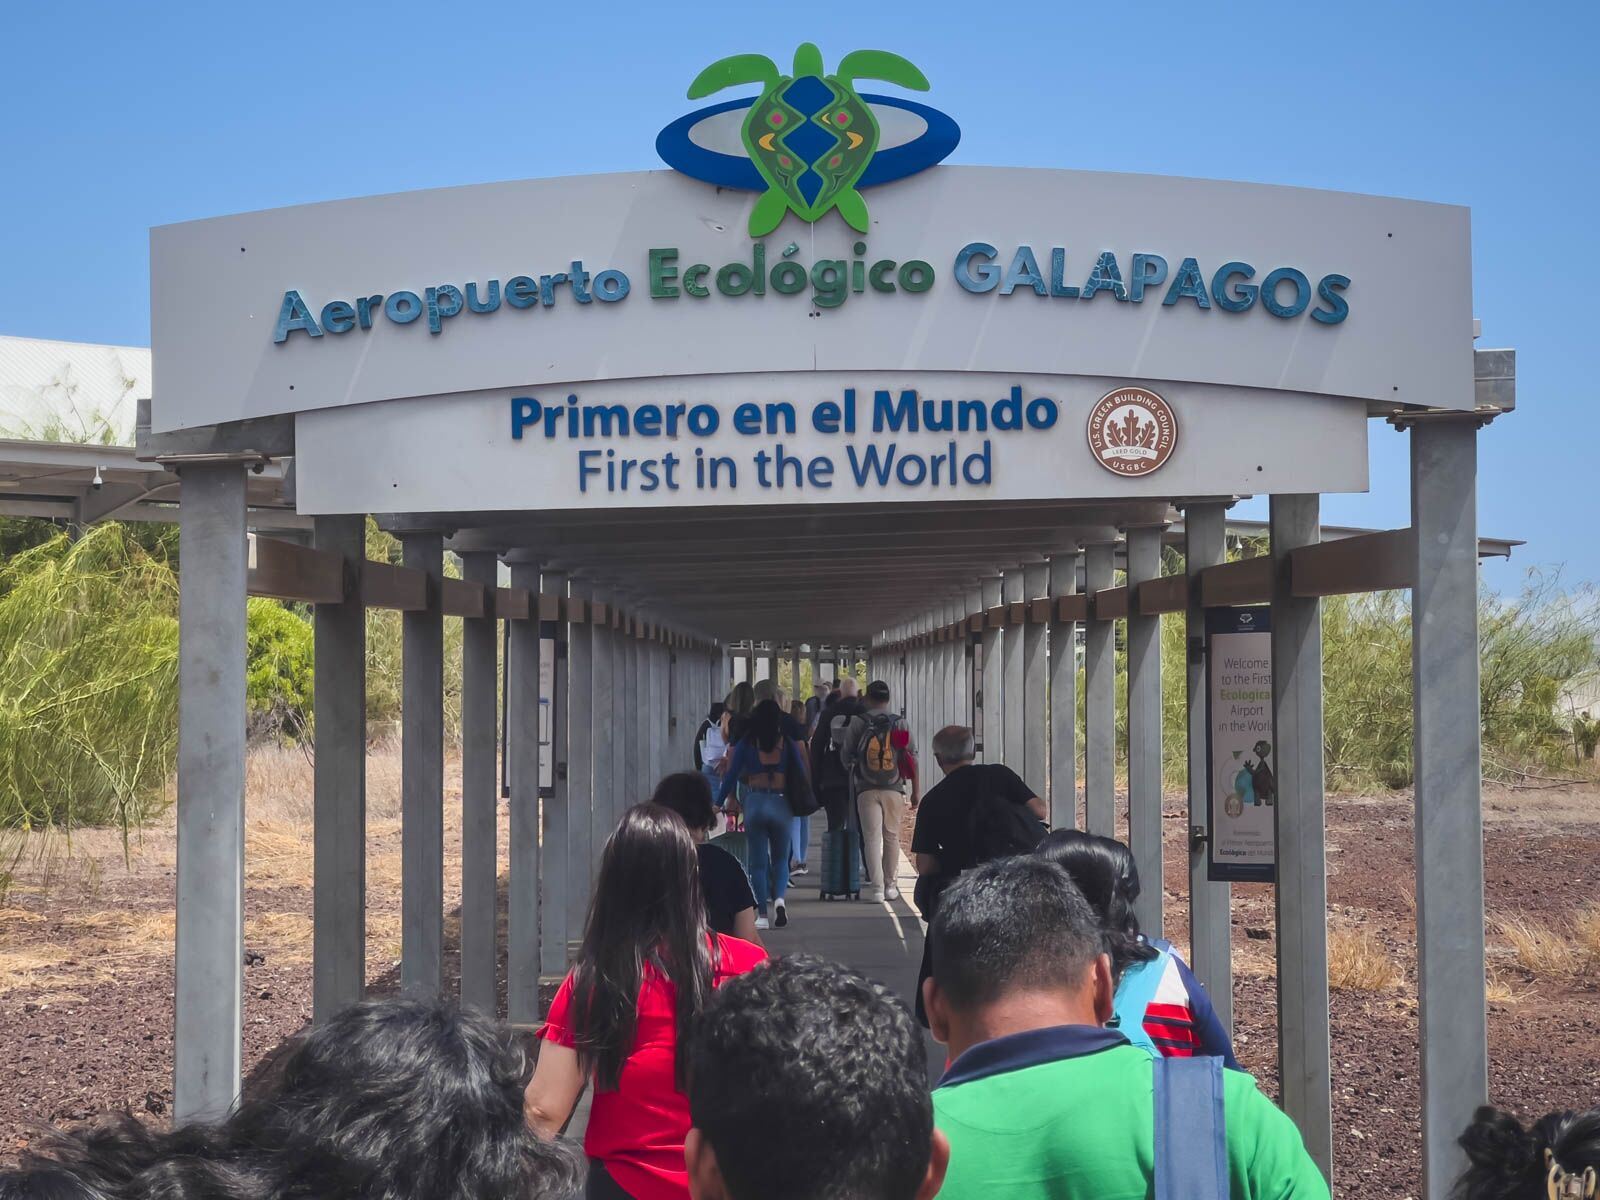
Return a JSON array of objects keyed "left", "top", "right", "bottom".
[{"left": 1087, "top": 387, "right": 1177, "bottom": 477}]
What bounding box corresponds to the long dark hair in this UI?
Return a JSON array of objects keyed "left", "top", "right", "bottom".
[
  {"left": 745, "top": 698, "right": 785, "bottom": 752},
  {"left": 0, "top": 998, "right": 580, "bottom": 1200},
  {"left": 1455, "top": 1105, "right": 1600, "bottom": 1200},
  {"left": 570, "top": 804, "right": 714, "bottom": 1092},
  {"left": 1034, "top": 830, "right": 1159, "bottom": 981}
]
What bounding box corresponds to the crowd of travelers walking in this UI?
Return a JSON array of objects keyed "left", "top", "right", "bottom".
[{"left": 2, "top": 678, "right": 1585, "bottom": 1200}]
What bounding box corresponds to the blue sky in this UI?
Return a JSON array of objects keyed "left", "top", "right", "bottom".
[{"left": 2, "top": 1, "right": 1592, "bottom": 590}]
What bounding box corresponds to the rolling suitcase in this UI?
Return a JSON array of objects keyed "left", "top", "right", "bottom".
[{"left": 819, "top": 826, "right": 862, "bottom": 900}]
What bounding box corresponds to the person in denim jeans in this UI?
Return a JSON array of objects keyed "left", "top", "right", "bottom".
[{"left": 716, "top": 699, "right": 805, "bottom": 930}]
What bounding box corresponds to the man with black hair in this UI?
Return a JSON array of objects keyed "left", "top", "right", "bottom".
[
  {"left": 925, "top": 857, "right": 1327, "bottom": 1200},
  {"left": 686, "top": 956, "right": 948, "bottom": 1200}
]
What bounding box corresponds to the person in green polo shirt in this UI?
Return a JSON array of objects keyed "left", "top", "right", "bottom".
[{"left": 924, "top": 856, "right": 1329, "bottom": 1200}]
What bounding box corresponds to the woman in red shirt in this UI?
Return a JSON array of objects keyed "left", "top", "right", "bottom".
[{"left": 524, "top": 803, "right": 767, "bottom": 1200}]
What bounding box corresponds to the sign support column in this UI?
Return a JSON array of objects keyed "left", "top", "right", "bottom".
[
  {"left": 1184, "top": 503, "right": 1232, "bottom": 1034},
  {"left": 1409, "top": 416, "right": 1488, "bottom": 1200},
  {"left": 1049, "top": 552, "right": 1078, "bottom": 828},
  {"left": 1002, "top": 570, "right": 1026, "bottom": 771},
  {"left": 567, "top": 579, "right": 594, "bottom": 937},
  {"left": 1022, "top": 563, "right": 1049, "bottom": 796},
  {"left": 979, "top": 576, "right": 1003, "bottom": 762},
  {"left": 540, "top": 573, "right": 570, "bottom": 981},
  {"left": 173, "top": 462, "right": 247, "bottom": 1121},
  {"left": 1083, "top": 543, "right": 1116, "bottom": 837},
  {"left": 400, "top": 530, "right": 444, "bottom": 998},
  {"left": 312, "top": 514, "right": 366, "bottom": 1023},
  {"left": 1269, "top": 495, "right": 1332, "bottom": 1182},
  {"left": 458, "top": 549, "right": 498, "bottom": 1014},
  {"left": 1125, "top": 525, "right": 1165, "bottom": 937},
  {"left": 507, "top": 561, "right": 542, "bottom": 1027}
]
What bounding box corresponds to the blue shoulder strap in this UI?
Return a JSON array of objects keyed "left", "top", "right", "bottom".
[
  {"left": 1112, "top": 945, "right": 1172, "bottom": 1057},
  {"left": 1152, "top": 1055, "right": 1229, "bottom": 1200}
]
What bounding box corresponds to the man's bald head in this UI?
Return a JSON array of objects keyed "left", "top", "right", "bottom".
[{"left": 839, "top": 678, "right": 859, "bottom": 698}]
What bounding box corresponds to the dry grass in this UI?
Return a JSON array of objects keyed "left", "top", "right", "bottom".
[
  {"left": 245, "top": 912, "right": 314, "bottom": 965},
  {"left": 1493, "top": 909, "right": 1600, "bottom": 981},
  {"left": 1328, "top": 928, "right": 1400, "bottom": 992},
  {"left": 1496, "top": 915, "right": 1583, "bottom": 978}
]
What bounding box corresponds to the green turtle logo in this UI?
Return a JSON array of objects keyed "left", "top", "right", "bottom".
[{"left": 687, "top": 43, "right": 930, "bottom": 237}]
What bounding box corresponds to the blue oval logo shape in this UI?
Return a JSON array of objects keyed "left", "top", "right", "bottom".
[{"left": 657, "top": 94, "right": 960, "bottom": 195}]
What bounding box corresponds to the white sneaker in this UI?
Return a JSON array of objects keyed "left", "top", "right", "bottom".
[
  {"left": 755, "top": 916, "right": 770, "bottom": 930},
  {"left": 884, "top": 885, "right": 902, "bottom": 902},
  {"left": 774, "top": 899, "right": 789, "bottom": 928},
  {"left": 864, "top": 887, "right": 885, "bottom": 903}
]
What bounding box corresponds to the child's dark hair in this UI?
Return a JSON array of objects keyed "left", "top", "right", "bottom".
[
  {"left": 1033, "top": 830, "right": 1159, "bottom": 981},
  {"left": 651, "top": 771, "right": 718, "bottom": 833},
  {"left": 1454, "top": 1105, "right": 1600, "bottom": 1200}
]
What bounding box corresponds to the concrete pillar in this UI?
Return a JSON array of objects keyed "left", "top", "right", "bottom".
[
  {"left": 1269, "top": 495, "right": 1332, "bottom": 1182},
  {"left": 540, "top": 572, "right": 569, "bottom": 980},
  {"left": 1002, "top": 570, "right": 1026, "bottom": 771},
  {"left": 1125, "top": 527, "right": 1164, "bottom": 937},
  {"left": 965, "top": 583, "right": 983, "bottom": 734},
  {"left": 174, "top": 463, "right": 247, "bottom": 1120},
  {"left": 312, "top": 514, "right": 366, "bottom": 1024},
  {"left": 458, "top": 550, "right": 499, "bottom": 1014},
  {"left": 949, "top": 596, "right": 966, "bottom": 731},
  {"left": 979, "top": 577, "right": 1003, "bottom": 762},
  {"left": 620, "top": 600, "right": 641, "bottom": 808},
  {"left": 400, "top": 532, "right": 444, "bottom": 998},
  {"left": 1083, "top": 543, "right": 1116, "bottom": 837},
  {"left": 507, "top": 562, "right": 543, "bottom": 1027},
  {"left": 1049, "top": 551, "right": 1078, "bottom": 828},
  {"left": 591, "top": 587, "right": 617, "bottom": 854},
  {"left": 565, "top": 580, "right": 594, "bottom": 947},
  {"left": 1410, "top": 418, "right": 1487, "bottom": 1199},
  {"left": 1184, "top": 503, "right": 1232, "bottom": 1033},
  {"left": 1022, "top": 564, "right": 1049, "bottom": 794}
]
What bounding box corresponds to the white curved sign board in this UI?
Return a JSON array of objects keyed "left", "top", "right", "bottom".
[{"left": 150, "top": 166, "right": 1474, "bottom": 437}]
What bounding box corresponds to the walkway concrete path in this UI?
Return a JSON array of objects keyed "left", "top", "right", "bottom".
[
  {"left": 563, "top": 822, "right": 939, "bottom": 1141},
  {"left": 769, "top": 821, "right": 942, "bottom": 1083}
]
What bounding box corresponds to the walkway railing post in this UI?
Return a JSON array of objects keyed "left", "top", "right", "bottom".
[
  {"left": 540, "top": 572, "right": 570, "bottom": 981},
  {"left": 458, "top": 549, "right": 499, "bottom": 1014},
  {"left": 1002, "top": 570, "right": 1026, "bottom": 771},
  {"left": 979, "top": 576, "right": 1003, "bottom": 762},
  {"left": 566, "top": 580, "right": 594, "bottom": 943},
  {"left": 1183, "top": 502, "right": 1232, "bottom": 1034},
  {"left": 1022, "top": 564, "right": 1049, "bottom": 796},
  {"left": 1409, "top": 415, "right": 1488, "bottom": 1200},
  {"left": 507, "top": 560, "right": 543, "bottom": 1027},
  {"left": 399, "top": 530, "right": 444, "bottom": 998},
  {"left": 1269, "top": 494, "right": 1333, "bottom": 1183},
  {"left": 1083, "top": 542, "right": 1116, "bottom": 837},
  {"left": 1125, "top": 525, "right": 1165, "bottom": 937},
  {"left": 174, "top": 462, "right": 248, "bottom": 1121},
  {"left": 1048, "top": 551, "right": 1079, "bottom": 828},
  {"left": 591, "top": 586, "right": 617, "bottom": 852},
  {"left": 312, "top": 513, "right": 366, "bottom": 1024}
]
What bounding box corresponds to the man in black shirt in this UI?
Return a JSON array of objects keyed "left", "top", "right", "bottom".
[
  {"left": 808, "top": 680, "right": 866, "bottom": 832},
  {"left": 908, "top": 725, "right": 1047, "bottom": 1023},
  {"left": 652, "top": 773, "right": 762, "bottom": 944}
]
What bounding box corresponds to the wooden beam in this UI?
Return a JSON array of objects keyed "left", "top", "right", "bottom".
[
  {"left": 589, "top": 600, "right": 608, "bottom": 625},
  {"left": 1137, "top": 575, "right": 1189, "bottom": 615},
  {"left": 361, "top": 560, "right": 429, "bottom": 612},
  {"left": 440, "top": 577, "right": 490, "bottom": 619},
  {"left": 246, "top": 535, "right": 345, "bottom": 604},
  {"left": 1198, "top": 555, "right": 1274, "bottom": 608},
  {"left": 968, "top": 614, "right": 985, "bottom": 634},
  {"left": 986, "top": 605, "right": 1007, "bottom": 629},
  {"left": 495, "top": 587, "right": 531, "bottom": 621},
  {"left": 538, "top": 593, "right": 561, "bottom": 622},
  {"left": 1029, "top": 598, "right": 1052, "bottom": 624},
  {"left": 1290, "top": 528, "right": 1415, "bottom": 597},
  {"left": 1057, "top": 594, "right": 1090, "bottom": 621},
  {"left": 565, "top": 596, "right": 589, "bottom": 623},
  {"left": 1007, "top": 601, "right": 1027, "bottom": 625},
  {"left": 1092, "top": 585, "right": 1129, "bottom": 620}
]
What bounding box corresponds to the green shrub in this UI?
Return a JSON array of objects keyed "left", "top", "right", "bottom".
[
  {"left": 246, "top": 598, "right": 315, "bottom": 741},
  {"left": 0, "top": 525, "right": 178, "bottom": 832}
]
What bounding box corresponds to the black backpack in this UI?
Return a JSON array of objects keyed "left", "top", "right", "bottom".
[{"left": 965, "top": 767, "right": 1047, "bottom": 863}]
